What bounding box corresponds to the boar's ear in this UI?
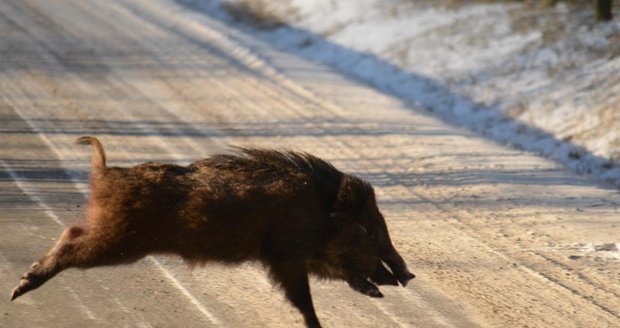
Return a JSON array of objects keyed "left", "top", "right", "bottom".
[{"left": 330, "top": 175, "right": 372, "bottom": 222}]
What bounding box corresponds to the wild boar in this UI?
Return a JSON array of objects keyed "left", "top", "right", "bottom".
[{"left": 10, "top": 136, "right": 414, "bottom": 328}]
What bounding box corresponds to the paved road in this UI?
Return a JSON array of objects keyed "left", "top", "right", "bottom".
[{"left": 0, "top": 1, "right": 618, "bottom": 327}]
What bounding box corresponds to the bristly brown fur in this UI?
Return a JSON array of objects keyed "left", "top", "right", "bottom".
[{"left": 11, "top": 136, "right": 414, "bottom": 328}]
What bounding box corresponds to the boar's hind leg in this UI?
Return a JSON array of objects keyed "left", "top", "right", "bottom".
[
  {"left": 11, "top": 225, "right": 112, "bottom": 301},
  {"left": 269, "top": 261, "right": 322, "bottom": 328}
]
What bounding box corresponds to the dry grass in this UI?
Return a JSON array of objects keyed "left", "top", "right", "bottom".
[{"left": 222, "top": 0, "right": 296, "bottom": 30}]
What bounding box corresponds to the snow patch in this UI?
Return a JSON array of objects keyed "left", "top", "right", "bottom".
[{"left": 559, "top": 242, "right": 620, "bottom": 261}]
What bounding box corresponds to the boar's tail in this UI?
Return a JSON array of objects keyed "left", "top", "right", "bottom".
[{"left": 76, "top": 136, "right": 107, "bottom": 173}]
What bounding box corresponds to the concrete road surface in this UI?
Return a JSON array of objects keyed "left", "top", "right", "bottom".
[{"left": 0, "top": 1, "right": 618, "bottom": 327}]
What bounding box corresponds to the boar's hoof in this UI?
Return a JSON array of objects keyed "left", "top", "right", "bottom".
[
  {"left": 365, "top": 288, "right": 384, "bottom": 298},
  {"left": 347, "top": 275, "right": 384, "bottom": 298},
  {"left": 11, "top": 279, "right": 33, "bottom": 301},
  {"left": 397, "top": 271, "right": 416, "bottom": 287},
  {"left": 10, "top": 270, "right": 46, "bottom": 301}
]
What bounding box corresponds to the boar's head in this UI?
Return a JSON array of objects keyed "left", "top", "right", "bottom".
[{"left": 327, "top": 175, "right": 415, "bottom": 296}]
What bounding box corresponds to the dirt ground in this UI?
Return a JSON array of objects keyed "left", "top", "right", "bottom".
[{"left": 0, "top": 1, "right": 618, "bottom": 327}]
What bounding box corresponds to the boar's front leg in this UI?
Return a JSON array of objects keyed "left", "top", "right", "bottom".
[
  {"left": 268, "top": 261, "right": 322, "bottom": 328},
  {"left": 347, "top": 274, "right": 383, "bottom": 298}
]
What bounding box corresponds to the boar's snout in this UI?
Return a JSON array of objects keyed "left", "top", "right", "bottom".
[{"left": 381, "top": 246, "right": 415, "bottom": 287}]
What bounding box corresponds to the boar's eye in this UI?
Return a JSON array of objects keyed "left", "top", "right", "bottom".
[
  {"left": 367, "top": 229, "right": 376, "bottom": 240},
  {"left": 359, "top": 226, "right": 376, "bottom": 240}
]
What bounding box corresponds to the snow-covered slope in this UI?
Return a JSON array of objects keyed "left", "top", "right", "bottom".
[{"left": 181, "top": 0, "right": 620, "bottom": 185}]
